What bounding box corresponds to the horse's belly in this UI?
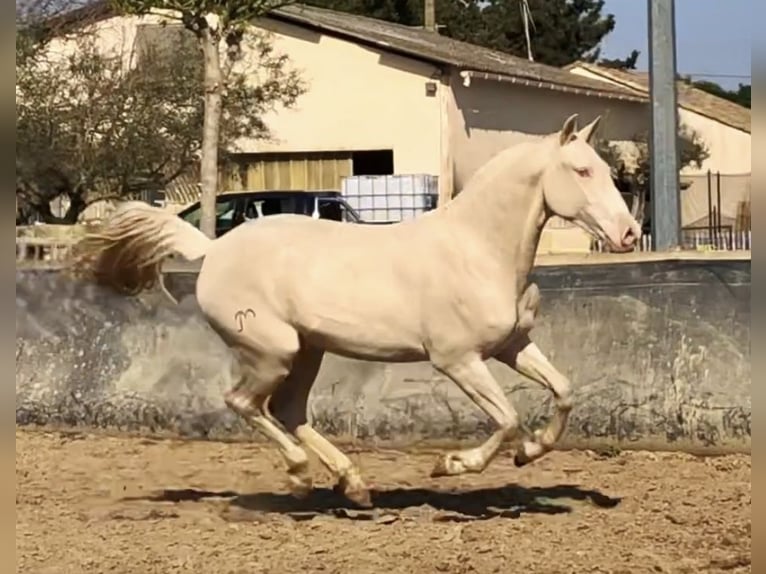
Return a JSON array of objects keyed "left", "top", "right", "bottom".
[{"left": 298, "top": 313, "right": 427, "bottom": 362}]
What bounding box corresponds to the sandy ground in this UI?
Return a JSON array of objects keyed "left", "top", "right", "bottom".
[{"left": 17, "top": 428, "right": 750, "bottom": 574}]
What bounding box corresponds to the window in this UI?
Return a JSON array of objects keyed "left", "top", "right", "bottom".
[
  {"left": 351, "top": 150, "right": 394, "bottom": 176},
  {"left": 181, "top": 197, "right": 239, "bottom": 235},
  {"left": 318, "top": 198, "right": 361, "bottom": 222},
  {"left": 242, "top": 195, "right": 313, "bottom": 218},
  {"left": 318, "top": 199, "right": 342, "bottom": 221}
]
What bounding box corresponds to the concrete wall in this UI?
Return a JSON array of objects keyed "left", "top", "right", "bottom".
[{"left": 16, "top": 256, "right": 750, "bottom": 452}]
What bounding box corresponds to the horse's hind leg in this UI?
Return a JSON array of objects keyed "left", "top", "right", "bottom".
[
  {"left": 222, "top": 324, "right": 313, "bottom": 497},
  {"left": 226, "top": 370, "right": 314, "bottom": 496},
  {"left": 268, "top": 346, "right": 372, "bottom": 508}
]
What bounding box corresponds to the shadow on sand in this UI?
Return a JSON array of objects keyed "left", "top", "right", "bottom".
[{"left": 125, "top": 483, "right": 621, "bottom": 522}]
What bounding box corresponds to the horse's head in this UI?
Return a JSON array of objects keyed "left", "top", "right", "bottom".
[{"left": 542, "top": 113, "right": 642, "bottom": 252}]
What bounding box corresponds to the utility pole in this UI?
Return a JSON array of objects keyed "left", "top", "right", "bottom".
[
  {"left": 647, "top": 0, "right": 681, "bottom": 250},
  {"left": 424, "top": 0, "right": 436, "bottom": 32}
]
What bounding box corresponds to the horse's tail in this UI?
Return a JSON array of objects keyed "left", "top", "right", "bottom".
[{"left": 69, "top": 201, "right": 212, "bottom": 295}]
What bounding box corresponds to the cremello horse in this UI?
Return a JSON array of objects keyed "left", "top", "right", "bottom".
[{"left": 72, "top": 114, "right": 641, "bottom": 508}]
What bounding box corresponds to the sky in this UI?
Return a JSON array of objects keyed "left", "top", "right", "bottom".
[{"left": 597, "top": 0, "right": 752, "bottom": 89}]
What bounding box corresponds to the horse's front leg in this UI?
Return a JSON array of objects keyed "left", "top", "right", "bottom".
[
  {"left": 494, "top": 334, "right": 573, "bottom": 466},
  {"left": 429, "top": 354, "right": 521, "bottom": 477}
]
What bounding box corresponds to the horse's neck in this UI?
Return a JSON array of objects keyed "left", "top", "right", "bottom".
[{"left": 439, "top": 139, "right": 552, "bottom": 286}]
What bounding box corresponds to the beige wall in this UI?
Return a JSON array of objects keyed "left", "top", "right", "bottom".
[
  {"left": 447, "top": 70, "right": 649, "bottom": 190},
  {"left": 43, "top": 14, "right": 444, "bottom": 180},
  {"left": 680, "top": 172, "right": 751, "bottom": 228},
  {"left": 240, "top": 19, "right": 442, "bottom": 177},
  {"left": 676, "top": 108, "right": 751, "bottom": 175},
  {"left": 570, "top": 66, "right": 751, "bottom": 176},
  {"left": 43, "top": 12, "right": 158, "bottom": 65}
]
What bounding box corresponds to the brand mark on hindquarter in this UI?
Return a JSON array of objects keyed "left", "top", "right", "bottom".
[{"left": 234, "top": 308, "right": 256, "bottom": 332}]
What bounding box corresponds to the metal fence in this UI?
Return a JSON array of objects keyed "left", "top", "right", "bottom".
[
  {"left": 588, "top": 170, "right": 751, "bottom": 254},
  {"left": 679, "top": 170, "right": 750, "bottom": 232},
  {"left": 592, "top": 234, "right": 654, "bottom": 253},
  {"left": 680, "top": 226, "right": 752, "bottom": 251}
]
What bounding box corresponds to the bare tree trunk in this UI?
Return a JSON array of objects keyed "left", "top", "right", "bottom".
[{"left": 199, "top": 28, "right": 223, "bottom": 239}]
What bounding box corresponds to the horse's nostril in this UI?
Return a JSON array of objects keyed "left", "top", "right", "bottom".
[{"left": 622, "top": 227, "right": 637, "bottom": 246}]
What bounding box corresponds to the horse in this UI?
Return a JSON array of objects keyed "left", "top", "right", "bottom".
[{"left": 71, "top": 113, "right": 641, "bottom": 508}]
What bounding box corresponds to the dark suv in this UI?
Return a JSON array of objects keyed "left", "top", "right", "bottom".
[{"left": 177, "top": 190, "right": 369, "bottom": 237}]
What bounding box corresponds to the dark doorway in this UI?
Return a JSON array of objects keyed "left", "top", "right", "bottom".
[{"left": 351, "top": 150, "right": 394, "bottom": 176}]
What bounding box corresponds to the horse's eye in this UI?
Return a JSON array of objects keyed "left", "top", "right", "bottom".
[{"left": 574, "top": 167, "right": 592, "bottom": 178}]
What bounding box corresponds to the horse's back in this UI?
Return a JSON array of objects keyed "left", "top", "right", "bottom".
[
  {"left": 194, "top": 214, "right": 436, "bottom": 347},
  {"left": 213, "top": 214, "right": 424, "bottom": 266}
]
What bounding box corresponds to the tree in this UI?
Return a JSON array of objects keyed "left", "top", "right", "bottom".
[
  {"left": 307, "top": 0, "right": 616, "bottom": 67},
  {"left": 600, "top": 48, "right": 639, "bottom": 70},
  {"left": 688, "top": 79, "right": 751, "bottom": 109},
  {"left": 595, "top": 125, "right": 710, "bottom": 230},
  {"left": 305, "top": 0, "right": 422, "bottom": 25},
  {"left": 475, "top": 0, "right": 615, "bottom": 66},
  {"left": 111, "top": 0, "right": 298, "bottom": 237},
  {"left": 16, "top": 8, "right": 305, "bottom": 224}
]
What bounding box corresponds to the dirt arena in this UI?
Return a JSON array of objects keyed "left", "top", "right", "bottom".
[{"left": 17, "top": 429, "right": 750, "bottom": 574}]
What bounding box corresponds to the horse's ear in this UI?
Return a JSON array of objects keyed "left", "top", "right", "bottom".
[
  {"left": 559, "top": 114, "right": 579, "bottom": 146},
  {"left": 577, "top": 115, "right": 602, "bottom": 144}
]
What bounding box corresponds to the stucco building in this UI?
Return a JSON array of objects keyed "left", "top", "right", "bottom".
[
  {"left": 47, "top": 4, "right": 751, "bottom": 249},
  {"left": 48, "top": 3, "right": 646, "bottom": 203}
]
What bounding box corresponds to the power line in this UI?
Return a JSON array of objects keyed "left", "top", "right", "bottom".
[{"left": 680, "top": 72, "right": 751, "bottom": 80}]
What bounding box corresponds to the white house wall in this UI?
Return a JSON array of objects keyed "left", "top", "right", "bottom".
[{"left": 677, "top": 108, "right": 750, "bottom": 175}]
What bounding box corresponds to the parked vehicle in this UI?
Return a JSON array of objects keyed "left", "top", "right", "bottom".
[{"left": 176, "top": 190, "right": 389, "bottom": 237}]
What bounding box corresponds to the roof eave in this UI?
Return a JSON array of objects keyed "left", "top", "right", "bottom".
[
  {"left": 566, "top": 63, "right": 751, "bottom": 133},
  {"left": 268, "top": 9, "right": 645, "bottom": 98},
  {"left": 458, "top": 70, "right": 647, "bottom": 103},
  {"left": 265, "top": 9, "right": 452, "bottom": 72},
  {"left": 680, "top": 111, "right": 751, "bottom": 134}
]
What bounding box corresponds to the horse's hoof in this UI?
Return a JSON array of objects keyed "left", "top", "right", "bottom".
[
  {"left": 344, "top": 486, "right": 373, "bottom": 509},
  {"left": 287, "top": 469, "right": 313, "bottom": 499},
  {"left": 513, "top": 452, "right": 530, "bottom": 468},
  {"left": 430, "top": 456, "right": 450, "bottom": 478},
  {"left": 288, "top": 479, "right": 313, "bottom": 499},
  {"left": 336, "top": 473, "right": 373, "bottom": 508},
  {"left": 430, "top": 453, "right": 464, "bottom": 477}
]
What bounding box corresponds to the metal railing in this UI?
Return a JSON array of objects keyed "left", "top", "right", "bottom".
[
  {"left": 16, "top": 236, "right": 76, "bottom": 268},
  {"left": 593, "top": 234, "right": 654, "bottom": 253},
  {"left": 681, "top": 225, "right": 752, "bottom": 251},
  {"left": 592, "top": 228, "right": 751, "bottom": 253}
]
